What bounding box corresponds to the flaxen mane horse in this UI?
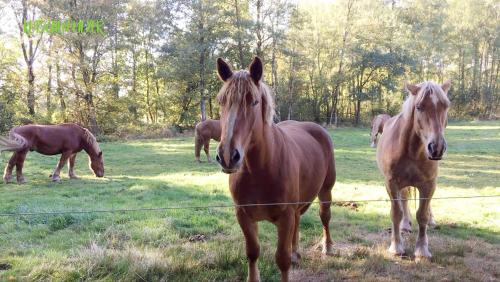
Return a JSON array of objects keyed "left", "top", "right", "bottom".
[
  {"left": 0, "top": 123, "right": 104, "bottom": 183},
  {"left": 370, "top": 114, "right": 391, "bottom": 148},
  {"left": 377, "top": 80, "right": 450, "bottom": 261},
  {"left": 215, "top": 57, "right": 335, "bottom": 282},
  {"left": 194, "top": 119, "right": 221, "bottom": 162}
]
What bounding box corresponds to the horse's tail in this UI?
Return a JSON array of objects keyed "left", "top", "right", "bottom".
[
  {"left": 194, "top": 124, "right": 202, "bottom": 160},
  {"left": 0, "top": 132, "right": 28, "bottom": 152}
]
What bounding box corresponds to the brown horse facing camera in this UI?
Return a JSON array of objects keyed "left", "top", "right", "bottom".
[
  {"left": 370, "top": 114, "right": 391, "bottom": 148},
  {"left": 194, "top": 119, "right": 221, "bottom": 162},
  {"left": 215, "top": 57, "right": 336, "bottom": 282},
  {"left": 377, "top": 80, "right": 450, "bottom": 261},
  {"left": 0, "top": 123, "right": 104, "bottom": 184}
]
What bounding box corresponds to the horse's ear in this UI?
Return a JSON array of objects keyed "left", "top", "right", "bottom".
[
  {"left": 441, "top": 80, "right": 451, "bottom": 94},
  {"left": 249, "top": 56, "right": 263, "bottom": 84},
  {"left": 405, "top": 81, "right": 420, "bottom": 96},
  {"left": 217, "top": 58, "right": 233, "bottom": 82},
  {"left": 98, "top": 151, "right": 102, "bottom": 157}
]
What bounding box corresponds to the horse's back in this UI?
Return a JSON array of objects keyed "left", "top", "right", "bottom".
[
  {"left": 12, "top": 123, "right": 84, "bottom": 155},
  {"left": 195, "top": 119, "right": 221, "bottom": 141}
]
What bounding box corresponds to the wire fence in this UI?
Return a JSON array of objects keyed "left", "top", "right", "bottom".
[{"left": 1, "top": 194, "right": 498, "bottom": 217}]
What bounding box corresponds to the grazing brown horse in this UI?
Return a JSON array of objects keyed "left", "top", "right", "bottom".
[
  {"left": 370, "top": 114, "right": 391, "bottom": 148},
  {"left": 0, "top": 123, "right": 104, "bottom": 183},
  {"left": 215, "top": 57, "right": 336, "bottom": 282},
  {"left": 377, "top": 80, "right": 450, "bottom": 261},
  {"left": 194, "top": 119, "right": 221, "bottom": 162}
]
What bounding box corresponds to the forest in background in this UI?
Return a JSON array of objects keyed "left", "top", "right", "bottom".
[{"left": 0, "top": 0, "right": 498, "bottom": 136}]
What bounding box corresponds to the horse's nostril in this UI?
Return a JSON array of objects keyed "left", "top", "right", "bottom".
[
  {"left": 231, "top": 150, "right": 240, "bottom": 163},
  {"left": 428, "top": 143, "right": 435, "bottom": 154},
  {"left": 216, "top": 154, "right": 222, "bottom": 164}
]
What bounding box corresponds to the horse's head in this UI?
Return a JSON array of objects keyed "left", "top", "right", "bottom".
[
  {"left": 215, "top": 57, "right": 274, "bottom": 173},
  {"left": 405, "top": 80, "right": 451, "bottom": 160},
  {"left": 89, "top": 151, "right": 104, "bottom": 177}
]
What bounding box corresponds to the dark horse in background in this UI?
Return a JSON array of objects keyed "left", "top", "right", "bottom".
[
  {"left": 194, "top": 119, "right": 221, "bottom": 162},
  {"left": 215, "top": 57, "right": 335, "bottom": 282},
  {"left": 0, "top": 123, "right": 104, "bottom": 183}
]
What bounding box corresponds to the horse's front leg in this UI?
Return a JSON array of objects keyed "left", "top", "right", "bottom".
[
  {"left": 415, "top": 180, "right": 436, "bottom": 261},
  {"left": 401, "top": 187, "right": 413, "bottom": 232},
  {"left": 15, "top": 150, "right": 28, "bottom": 184},
  {"left": 275, "top": 211, "right": 295, "bottom": 282},
  {"left": 236, "top": 209, "right": 260, "bottom": 282},
  {"left": 387, "top": 181, "right": 405, "bottom": 255},
  {"left": 51, "top": 152, "right": 71, "bottom": 182},
  {"left": 68, "top": 153, "right": 79, "bottom": 179},
  {"left": 3, "top": 152, "right": 17, "bottom": 184}
]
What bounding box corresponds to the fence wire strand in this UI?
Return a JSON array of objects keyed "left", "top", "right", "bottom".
[{"left": 0, "top": 195, "right": 498, "bottom": 217}]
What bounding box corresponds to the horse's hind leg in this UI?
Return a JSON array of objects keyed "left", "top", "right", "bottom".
[
  {"left": 291, "top": 210, "right": 301, "bottom": 263},
  {"left": 51, "top": 152, "right": 71, "bottom": 182},
  {"left": 401, "top": 187, "right": 413, "bottom": 232},
  {"left": 15, "top": 150, "right": 28, "bottom": 184},
  {"left": 203, "top": 140, "right": 212, "bottom": 162},
  {"left": 194, "top": 137, "right": 202, "bottom": 162},
  {"left": 415, "top": 180, "right": 435, "bottom": 261},
  {"left": 3, "top": 153, "right": 17, "bottom": 184},
  {"left": 318, "top": 164, "right": 335, "bottom": 255},
  {"left": 68, "top": 153, "right": 79, "bottom": 179}
]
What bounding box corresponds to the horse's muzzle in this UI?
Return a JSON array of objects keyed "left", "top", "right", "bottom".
[
  {"left": 427, "top": 140, "right": 446, "bottom": 161},
  {"left": 216, "top": 147, "right": 242, "bottom": 174}
]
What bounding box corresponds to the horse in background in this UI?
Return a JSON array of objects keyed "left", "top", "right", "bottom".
[
  {"left": 370, "top": 114, "right": 391, "bottom": 148},
  {"left": 215, "top": 57, "right": 335, "bottom": 282},
  {"left": 0, "top": 123, "right": 104, "bottom": 183},
  {"left": 194, "top": 119, "right": 221, "bottom": 162},
  {"left": 377, "top": 80, "right": 450, "bottom": 261}
]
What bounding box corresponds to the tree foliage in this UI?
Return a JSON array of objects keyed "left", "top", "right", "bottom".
[{"left": 0, "top": 0, "right": 498, "bottom": 135}]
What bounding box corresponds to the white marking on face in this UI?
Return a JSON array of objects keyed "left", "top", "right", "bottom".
[
  {"left": 430, "top": 92, "right": 439, "bottom": 105},
  {"left": 223, "top": 103, "right": 239, "bottom": 165}
]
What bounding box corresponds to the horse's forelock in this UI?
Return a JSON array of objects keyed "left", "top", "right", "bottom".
[
  {"left": 402, "top": 81, "right": 450, "bottom": 116},
  {"left": 217, "top": 70, "right": 275, "bottom": 125}
]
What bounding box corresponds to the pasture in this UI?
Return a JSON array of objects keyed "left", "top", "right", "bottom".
[{"left": 0, "top": 120, "right": 498, "bottom": 281}]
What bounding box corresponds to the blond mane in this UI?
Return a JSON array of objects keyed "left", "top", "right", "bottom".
[
  {"left": 402, "top": 81, "right": 450, "bottom": 116},
  {"left": 217, "top": 70, "right": 275, "bottom": 125},
  {"left": 83, "top": 128, "right": 101, "bottom": 154}
]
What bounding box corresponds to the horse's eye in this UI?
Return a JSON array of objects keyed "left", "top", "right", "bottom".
[
  {"left": 416, "top": 105, "right": 423, "bottom": 112},
  {"left": 251, "top": 100, "right": 259, "bottom": 106}
]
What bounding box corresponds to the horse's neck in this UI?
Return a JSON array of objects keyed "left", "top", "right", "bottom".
[
  {"left": 398, "top": 113, "right": 426, "bottom": 159},
  {"left": 81, "top": 134, "right": 97, "bottom": 157},
  {"left": 244, "top": 124, "right": 281, "bottom": 173}
]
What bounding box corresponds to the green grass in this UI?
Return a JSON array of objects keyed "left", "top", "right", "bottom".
[{"left": 0, "top": 120, "right": 499, "bottom": 281}]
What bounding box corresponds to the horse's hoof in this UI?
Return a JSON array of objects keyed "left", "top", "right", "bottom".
[
  {"left": 388, "top": 243, "right": 405, "bottom": 256},
  {"left": 52, "top": 176, "right": 61, "bottom": 182},
  {"left": 291, "top": 251, "right": 301, "bottom": 264},
  {"left": 322, "top": 243, "right": 334, "bottom": 256},
  {"left": 415, "top": 254, "right": 432, "bottom": 263},
  {"left": 17, "top": 177, "right": 27, "bottom": 184},
  {"left": 69, "top": 175, "right": 80, "bottom": 180},
  {"left": 3, "top": 176, "right": 14, "bottom": 184},
  {"left": 370, "top": 142, "right": 376, "bottom": 148}
]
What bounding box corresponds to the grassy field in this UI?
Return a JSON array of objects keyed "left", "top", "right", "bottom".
[{"left": 0, "top": 120, "right": 499, "bottom": 281}]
